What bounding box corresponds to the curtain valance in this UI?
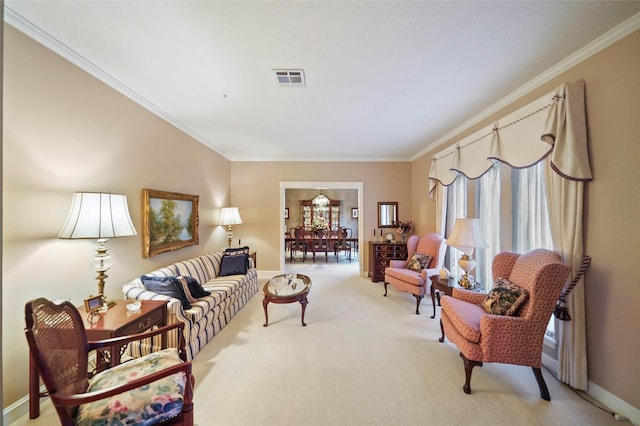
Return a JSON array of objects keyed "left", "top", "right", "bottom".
[{"left": 428, "top": 81, "right": 592, "bottom": 198}]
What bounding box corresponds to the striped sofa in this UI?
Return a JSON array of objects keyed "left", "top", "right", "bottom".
[{"left": 122, "top": 252, "right": 259, "bottom": 361}]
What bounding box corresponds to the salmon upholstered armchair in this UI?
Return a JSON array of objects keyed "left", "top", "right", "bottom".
[
  {"left": 439, "top": 249, "right": 570, "bottom": 400},
  {"left": 25, "top": 298, "right": 195, "bottom": 425},
  {"left": 384, "top": 233, "right": 447, "bottom": 314}
]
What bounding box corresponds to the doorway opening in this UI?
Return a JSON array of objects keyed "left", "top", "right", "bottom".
[{"left": 280, "top": 181, "right": 364, "bottom": 276}]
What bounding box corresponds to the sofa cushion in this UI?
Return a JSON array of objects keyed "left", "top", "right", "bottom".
[
  {"left": 406, "top": 253, "right": 432, "bottom": 272},
  {"left": 384, "top": 267, "right": 424, "bottom": 287},
  {"left": 141, "top": 275, "right": 192, "bottom": 309},
  {"left": 481, "top": 277, "right": 529, "bottom": 316},
  {"left": 219, "top": 254, "right": 249, "bottom": 276}
]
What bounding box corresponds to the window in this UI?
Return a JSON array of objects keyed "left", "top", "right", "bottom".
[{"left": 447, "top": 160, "right": 556, "bottom": 338}]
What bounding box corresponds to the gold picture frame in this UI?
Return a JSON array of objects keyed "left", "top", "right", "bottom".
[
  {"left": 84, "top": 295, "right": 103, "bottom": 313},
  {"left": 142, "top": 189, "right": 199, "bottom": 258}
]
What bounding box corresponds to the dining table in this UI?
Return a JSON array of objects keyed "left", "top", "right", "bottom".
[{"left": 284, "top": 234, "right": 358, "bottom": 261}]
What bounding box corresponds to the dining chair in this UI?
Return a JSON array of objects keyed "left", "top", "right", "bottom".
[{"left": 334, "top": 227, "right": 352, "bottom": 262}]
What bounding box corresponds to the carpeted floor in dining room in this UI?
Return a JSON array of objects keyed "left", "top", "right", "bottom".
[{"left": 16, "top": 261, "right": 621, "bottom": 426}]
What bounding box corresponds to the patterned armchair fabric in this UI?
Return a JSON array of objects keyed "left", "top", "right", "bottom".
[
  {"left": 383, "top": 233, "right": 447, "bottom": 314},
  {"left": 439, "top": 248, "right": 570, "bottom": 400}
]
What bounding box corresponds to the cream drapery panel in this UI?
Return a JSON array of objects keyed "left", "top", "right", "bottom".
[{"left": 428, "top": 81, "right": 591, "bottom": 389}]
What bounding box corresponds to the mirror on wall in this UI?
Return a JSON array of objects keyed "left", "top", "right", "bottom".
[{"left": 378, "top": 202, "right": 398, "bottom": 228}]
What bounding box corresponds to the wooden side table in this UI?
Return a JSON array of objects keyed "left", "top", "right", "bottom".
[
  {"left": 428, "top": 275, "right": 484, "bottom": 319},
  {"left": 29, "top": 299, "right": 168, "bottom": 419}
]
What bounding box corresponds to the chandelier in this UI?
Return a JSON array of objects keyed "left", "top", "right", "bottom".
[{"left": 312, "top": 193, "right": 330, "bottom": 208}]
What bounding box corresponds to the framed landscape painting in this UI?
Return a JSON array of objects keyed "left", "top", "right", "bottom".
[{"left": 142, "top": 189, "right": 199, "bottom": 258}]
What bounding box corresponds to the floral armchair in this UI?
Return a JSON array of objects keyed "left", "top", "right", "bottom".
[
  {"left": 384, "top": 233, "right": 447, "bottom": 314},
  {"left": 439, "top": 249, "right": 570, "bottom": 400}
]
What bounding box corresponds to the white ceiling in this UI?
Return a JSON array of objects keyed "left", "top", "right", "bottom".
[{"left": 6, "top": 1, "right": 640, "bottom": 162}]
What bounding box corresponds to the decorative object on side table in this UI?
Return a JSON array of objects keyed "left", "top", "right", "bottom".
[
  {"left": 394, "top": 220, "right": 414, "bottom": 243},
  {"left": 59, "top": 192, "right": 137, "bottom": 308},
  {"left": 446, "top": 218, "right": 488, "bottom": 289},
  {"left": 219, "top": 206, "right": 243, "bottom": 248}
]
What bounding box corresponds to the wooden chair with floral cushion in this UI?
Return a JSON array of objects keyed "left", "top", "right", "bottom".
[
  {"left": 384, "top": 233, "right": 447, "bottom": 314},
  {"left": 439, "top": 249, "right": 570, "bottom": 400},
  {"left": 24, "top": 298, "right": 195, "bottom": 426}
]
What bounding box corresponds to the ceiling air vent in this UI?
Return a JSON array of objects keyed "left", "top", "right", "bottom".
[{"left": 274, "top": 69, "right": 306, "bottom": 88}]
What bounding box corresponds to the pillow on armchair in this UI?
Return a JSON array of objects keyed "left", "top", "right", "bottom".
[
  {"left": 406, "top": 253, "right": 433, "bottom": 272},
  {"left": 481, "top": 277, "right": 529, "bottom": 316}
]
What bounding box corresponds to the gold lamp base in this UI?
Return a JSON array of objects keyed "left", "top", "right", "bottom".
[{"left": 457, "top": 254, "right": 476, "bottom": 289}]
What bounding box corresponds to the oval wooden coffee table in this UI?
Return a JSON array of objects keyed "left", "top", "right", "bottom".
[{"left": 262, "top": 273, "right": 311, "bottom": 327}]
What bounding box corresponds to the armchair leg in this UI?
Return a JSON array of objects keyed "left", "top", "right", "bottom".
[
  {"left": 414, "top": 295, "right": 422, "bottom": 315},
  {"left": 383, "top": 282, "right": 388, "bottom": 296},
  {"left": 460, "top": 353, "right": 482, "bottom": 395},
  {"left": 532, "top": 367, "right": 551, "bottom": 401}
]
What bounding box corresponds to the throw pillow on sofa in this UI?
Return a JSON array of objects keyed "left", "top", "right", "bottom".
[
  {"left": 225, "top": 246, "right": 250, "bottom": 256},
  {"left": 140, "top": 275, "right": 192, "bottom": 309},
  {"left": 219, "top": 254, "right": 249, "bottom": 276},
  {"left": 406, "top": 253, "right": 433, "bottom": 272},
  {"left": 481, "top": 277, "right": 529, "bottom": 316},
  {"left": 179, "top": 275, "right": 211, "bottom": 298}
]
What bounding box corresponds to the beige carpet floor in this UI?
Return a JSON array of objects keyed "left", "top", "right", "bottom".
[{"left": 14, "top": 261, "right": 621, "bottom": 426}]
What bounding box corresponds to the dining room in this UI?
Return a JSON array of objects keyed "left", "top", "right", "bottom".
[{"left": 284, "top": 188, "right": 359, "bottom": 264}]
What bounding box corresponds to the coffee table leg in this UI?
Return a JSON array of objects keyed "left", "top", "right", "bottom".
[
  {"left": 300, "top": 298, "right": 308, "bottom": 326},
  {"left": 262, "top": 297, "right": 269, "bottom": 327}
]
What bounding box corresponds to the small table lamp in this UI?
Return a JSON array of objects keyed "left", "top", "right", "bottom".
[
  {"left": 219, "top": 207, "right": 243, "bottom": 248},
  {"left": 447, "top": 218, "right": 488, "bottom": 288},
  {"left": 59, "top": 192, "right": 137, "bottom": 307}
]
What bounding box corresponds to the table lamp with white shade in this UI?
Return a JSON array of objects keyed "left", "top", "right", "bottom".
[
  {"left": 219, "top": 207, "right": 243, "bottom": 248},
  {"left": 446, "top": 218, "right": 488, "bottom": 288},
  {"left": 59, "top": 192, "right": 137, "bottom": 307}
]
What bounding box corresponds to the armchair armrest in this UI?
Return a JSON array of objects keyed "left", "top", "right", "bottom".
[
  {"left": 451, "top": 288, "right": 486, "bottom": 305},
  {"left": 478, "top": 314, "right": 543, "bottom": 364},
  {"left": 388, "top": 259, "right": 407, "bottom": 268}
]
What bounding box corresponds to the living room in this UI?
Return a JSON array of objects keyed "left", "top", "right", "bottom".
[{"left": 3, "top": 3, "right": 640, "bottom": 425}]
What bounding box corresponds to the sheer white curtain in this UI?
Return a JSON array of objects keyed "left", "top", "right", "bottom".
[
  {"left": 512, "top": 161, "right": 553, "bottom": 253},
  {"left": 446, "top": 175, "right": 467, "bottom": 277},
  {"left": 475, "top": 164, "right": 501, "bottom": 291}
]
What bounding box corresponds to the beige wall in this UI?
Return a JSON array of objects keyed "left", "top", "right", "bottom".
[
  {"left": 3, "top": 20, "right": 639, "bottom": 417},
  {"left": 2, "top": 26, "right": 233, "bottom": 406},
  {"left": 413, "top": 30, "right": 640, "bottom": 409},
  {"left": 229, "top": 161, "right": 413, "bottom": 272}
]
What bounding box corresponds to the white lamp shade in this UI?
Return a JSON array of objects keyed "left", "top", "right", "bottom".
[
  {"left": 219, "top": 207, "right": 243, "bottom": 226},
  {"left": 447, "top": 218, "right": 488, "bottom": 255},
  {"left": 59, "top": 192, "right": 137, "bottom": 239}
]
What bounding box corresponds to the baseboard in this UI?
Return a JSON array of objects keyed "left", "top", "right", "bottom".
[
  {"left": 541, "top": 354, "right": 639, "bottom": 425},
  {"left": 2, "top": 385, "right": 47, "bottom": 425},
  {"left": 588, "top": 381, "right": 640, "bottom": 425}
]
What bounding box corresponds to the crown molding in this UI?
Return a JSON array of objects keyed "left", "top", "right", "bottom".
[
  {"left": 3, "top": 6, "right": 232, "bottom": 160},
  {"left": 412, "top": 12, "right": 640, "bottom": 161}
]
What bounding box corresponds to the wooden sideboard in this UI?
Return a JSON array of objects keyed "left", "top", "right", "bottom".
[{"left": 368, "top": 241, "right": 408, "bottom": 282}]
